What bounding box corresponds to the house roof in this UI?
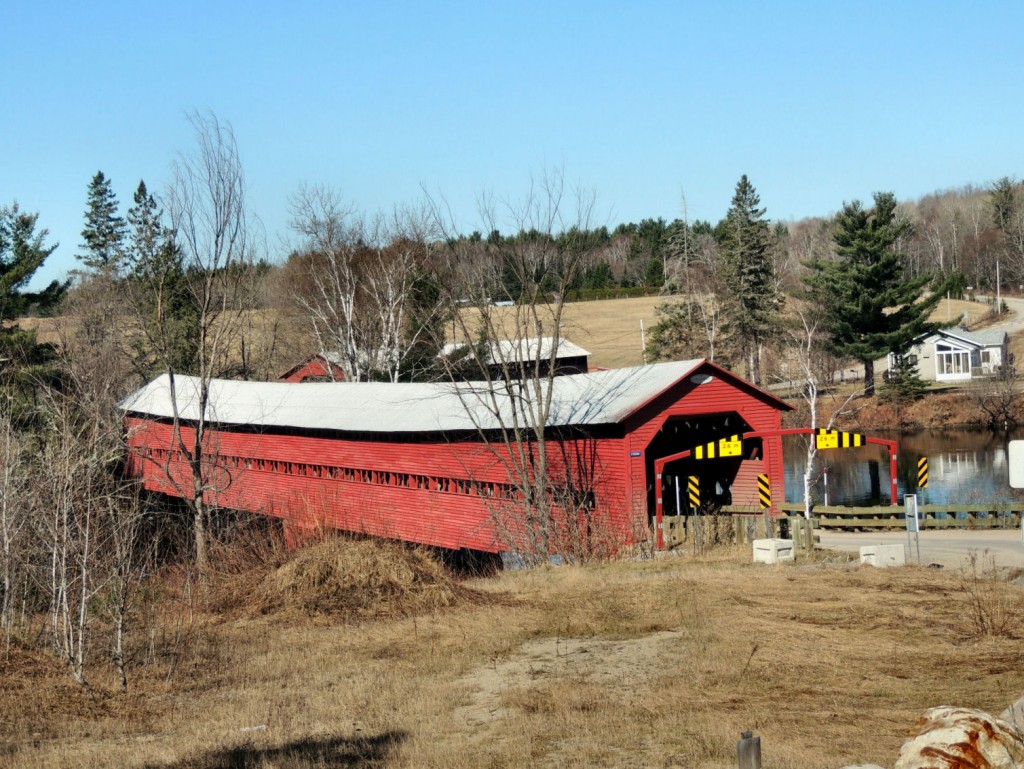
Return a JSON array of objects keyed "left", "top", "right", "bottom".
[
  {"left": 930, "top": 327, "right": 1008, "bottom": 349},
  {"left": 120, "top": 359, "right": 790, "bottom": 435},
  {"left": 440, "top": 336, "right": 591, "bottom": 365}
]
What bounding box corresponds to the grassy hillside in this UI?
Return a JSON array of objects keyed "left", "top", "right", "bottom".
[
  {"left": 558, "top": 295, "right": 993, "bottom": 370},
  {"left": 14, "top": 295, "right": 995, "bottom": 375}
]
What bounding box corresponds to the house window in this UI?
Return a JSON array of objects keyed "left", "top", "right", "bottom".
[
  {"left": 981, "top": 350, "right": 991, "bottom": 364},
  {"left": 937, "top": 350, "right": 970, "bottom": 375}
]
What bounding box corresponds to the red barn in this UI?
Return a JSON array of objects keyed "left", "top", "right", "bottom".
[
  {"left": 279, "top": 353, "right": 347, "bottom": 383},
  {"left": 121, "top": 359, "right": 792, "bottom": 553}
]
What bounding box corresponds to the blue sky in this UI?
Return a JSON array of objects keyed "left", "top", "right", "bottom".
[{"left": 3, "top": 1, "right": 1023, "bottom": 288}]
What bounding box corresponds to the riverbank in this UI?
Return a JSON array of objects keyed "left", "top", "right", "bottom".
[{"left": 783, "top": 388, "right": 1024, "bottom": 432}]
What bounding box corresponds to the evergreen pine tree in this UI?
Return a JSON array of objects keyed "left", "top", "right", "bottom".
[
  {"left": 719, "top": 175, "right": 781, "bottom": 384},
  {"left": 804, "top": 192, "right": 942, "bottom": 396},
  {"left": 0, "top": 203, "right": 67, "bottom": 411},
  {"left": 880, "top": 354, "right": 927, "bottom": 405},
  {"left": 125, "top": 180, "right": 199, "bottom": 377},
  {"left": 0, "top": 203, "right": 64, "bottom": 322},
  {"left": 80, "top": 171, "right": 126, "bottom": 272},
  {"left": 125, "top": 181, "right": 163, "bottom": 276}
]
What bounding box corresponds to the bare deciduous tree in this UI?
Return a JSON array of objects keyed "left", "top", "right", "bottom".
[
  {"left": 431, "top": 170, "right": 615, "bottom": 561},
  {"left": 785, "top": 310, "right": 858, "bottom": 518},
  {"left": 35, "top": 383, "right": 129, "bottom": 688},
  {"left": 647, "top": 281, "right": 733, "bottom": 366},
  {"left": 288, "top": 187, "right": 438, "bottom": 382},
  {"left": 134, "top": 111, "right": 259, "bottom": 588},
  {"left": 0, "top": 397, "right": 28, "bottom": 648},
  {"left": 33, "top": 285, "right": 150, "bottom": 689},
  {"left": 968, "top": 368, "right": 1021, "bottom": 430}
]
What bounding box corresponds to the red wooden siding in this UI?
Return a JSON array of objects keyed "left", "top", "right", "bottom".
[
  {"left": 125, "top": 418, "right": 634, "bottom": 553},
  {"left": 123, "top": 361, "right": 791, "bottom": 553},
  {"left": 623, "top": 371, "right": 787, "bottom": 521},
  {"left": 279, "top": 356, "right": 347, "bottom": 383}
]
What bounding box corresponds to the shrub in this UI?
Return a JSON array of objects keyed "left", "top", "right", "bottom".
[{"left": 957, "top": 550, "right": 1023, "bottom": 639}]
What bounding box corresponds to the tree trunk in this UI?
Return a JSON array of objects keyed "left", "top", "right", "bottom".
[
  {"left": 863, "top": 359, "right": 875, "bottom": 396},
  {"left": 193, "top": 496, "right": 209, "bottom": 596},
  {"left": 803, "top": 442, "right": 817, "bottom": 520},
  {"left": 113, "top": 595, "right": 128, "bottom": 690}
]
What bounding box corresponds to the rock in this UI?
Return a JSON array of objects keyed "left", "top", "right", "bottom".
[
  {"left": 894, "top": 706, "right": 1024, "bottom": 769},
  {"left": 838, "top": 764, "right": 887, "bottom": 768},
  {"left": 1000, "top": 692, "right": 1024, "bottom": 730}
]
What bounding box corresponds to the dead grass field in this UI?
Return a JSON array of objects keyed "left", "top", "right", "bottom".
[
  {"left": 15, "top": 295, "right": 996, "bottom": 374},
  {"left": 3, "top": 541, "right": 1024, "bottom": 769},
  {"left": 474, "top": 295, "right": 995, "bottom": 370},
  {"left": 556, "top": 296, "right": 662, "bottom": 369}
]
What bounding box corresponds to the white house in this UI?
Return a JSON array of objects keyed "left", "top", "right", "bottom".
[{"left": 894, "top": 328, "right": 1010, "bottom": 382}]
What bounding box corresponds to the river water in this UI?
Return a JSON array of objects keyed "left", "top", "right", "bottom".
[{"left": 782, "top": 429, "right": 1024, "bottom": 507}]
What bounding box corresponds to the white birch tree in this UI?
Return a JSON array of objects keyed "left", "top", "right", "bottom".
[
  {"left": 432, "top": 170, "right": 611, "bottom": 561},
  {"left": 288, "top": 188, "right": 438, "bottom": 382}
]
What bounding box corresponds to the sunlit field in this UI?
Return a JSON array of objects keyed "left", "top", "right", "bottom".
[{"left": 3, "top": 538, "right": 1022, "bottom": 769}]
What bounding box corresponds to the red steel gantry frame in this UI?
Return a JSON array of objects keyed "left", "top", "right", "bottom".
[{"left": 653, "top": 428, "right": 899, "bottom": 550}]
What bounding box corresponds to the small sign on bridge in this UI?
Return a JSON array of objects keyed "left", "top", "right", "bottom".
[
  {"left": 815, "top": 429, "right": 864, "bottom": 450},
  {"left": 694, "top": 435, "right": 742, "bottom": 459}
]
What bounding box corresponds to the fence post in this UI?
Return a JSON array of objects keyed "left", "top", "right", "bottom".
[
  {"left": 790, "top": 517, "right": 814, "bottom": 555},
  {"left": 737, "top": 730, "right": 761, "bottom": 769}
]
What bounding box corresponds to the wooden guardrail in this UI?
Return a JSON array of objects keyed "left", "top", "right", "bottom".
[
  {"left": 775, "top": 501, "right": 1023, "bottom": 530},
  {"left": 713, "top": 506, "right": 816, "bottom": 553},
  {"left": 665, "top": 503, "right": 1022, "bottom": 552},
  {"left": 720, "top": 502, "right": 1022, "bottom": 532}
]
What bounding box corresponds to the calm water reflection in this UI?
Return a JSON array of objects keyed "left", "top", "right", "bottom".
[{"left": 783, "top": 429, "right": 1024, "bottom": 506}]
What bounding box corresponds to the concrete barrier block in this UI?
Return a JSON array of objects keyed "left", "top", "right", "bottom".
[
  {"left": 752, "top": 538, "right": 795, "bottom": 564},
  {"left": 860, "top": 543, "right": 906, "bottom": 567}
]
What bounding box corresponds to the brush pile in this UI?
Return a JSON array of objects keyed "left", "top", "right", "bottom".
[{"left": 234, "top": 537, "right": 479, "bottom": 621}]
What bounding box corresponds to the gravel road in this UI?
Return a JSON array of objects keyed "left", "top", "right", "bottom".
[{"left": 817, "top": 528, "right": 1024, "bottom": 569}]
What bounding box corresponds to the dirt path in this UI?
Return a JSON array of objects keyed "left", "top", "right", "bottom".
[{"left": 452, "top": 630, "right": 682, "bottom": 730}]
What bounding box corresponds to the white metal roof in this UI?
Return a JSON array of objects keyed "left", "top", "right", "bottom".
[
  {"left": 120, "top": 360, "right": 708, "bottom": 434},
  {"left": 440, "top": 336, "right": 591, "bottom": 365}
]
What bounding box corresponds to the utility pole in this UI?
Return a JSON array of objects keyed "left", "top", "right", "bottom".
[{"left": 997, "top": 259, "right": 1002, "bottom": 313}]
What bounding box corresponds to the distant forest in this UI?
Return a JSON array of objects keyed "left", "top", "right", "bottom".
[{"left": 425, "top": 179, "right": 1021, "bottom": 302}]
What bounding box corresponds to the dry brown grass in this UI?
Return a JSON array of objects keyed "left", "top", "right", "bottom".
[
  {"left": 17, "top": 293, "right": 996, "bottom": 375},
  {"left": 957, "top": 550, "right": 1024, "bottom": 639},
  {"left": 406, "top": 294, "right": 999, "bottom": 372},
  {"left": 4, "top": 545, "right": 1024, "bottom": 769},
  {"left": 551, "top": 295, "right": 663, "bottom": 369},
  {"left": 221, "top": 537, "right": 487, "bottom": 621}
]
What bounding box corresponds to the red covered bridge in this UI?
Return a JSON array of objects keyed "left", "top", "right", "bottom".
[{"left": 121, "top": 359, "right": 793, "bottom": 554}]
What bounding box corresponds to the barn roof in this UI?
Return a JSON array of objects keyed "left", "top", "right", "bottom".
[
  {"left": 120, "top": 359, "right": 790, "bottom": 435},
  {"left": 440, "top": 336, "right": 591, "bottom": 364}
]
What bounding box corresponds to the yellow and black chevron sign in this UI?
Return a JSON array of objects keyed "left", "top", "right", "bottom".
[
  {"left": 815, "top": 429, "right": 864, "bottom": 450},
  {"left": 694, "top": 434, "right": 742, "bottom": 460},
  {"left": 917, "top": 457, "right": 929, "bottom": 488},
  {"left": 758, "top": 474, "right": 771, "bottom": 509},
  {"left": 687, "top": 475, "right": 700, "bottom": 509}
]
